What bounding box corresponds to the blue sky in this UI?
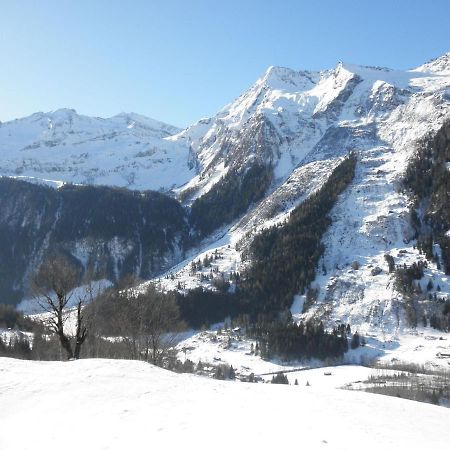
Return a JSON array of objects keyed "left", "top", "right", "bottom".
[{"left": 0, "top": 0, "right": 449, "bottom": 127}]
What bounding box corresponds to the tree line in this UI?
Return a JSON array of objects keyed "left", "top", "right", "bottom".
[
  {"left": 237, "top": 153, "right": 357, "bottom": 318},
  {"left": 403, "top": 124, "right": 450, "bottom": 274},
  {"left": 247, "top": 317, "right": 352, "bottom": 361}
]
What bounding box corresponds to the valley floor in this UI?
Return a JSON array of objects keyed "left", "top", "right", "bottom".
[
  {"left": 175, "top": 325, "right": 450, "bottom": 377},
  {"left": 1, "top": 357, "right": 450, "bottom": 450}
]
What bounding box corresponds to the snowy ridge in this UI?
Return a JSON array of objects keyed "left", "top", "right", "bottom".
[
  {"left": 172, "top": 62, "right": 355, "bottom": 198},
  {"left": 415, "top": 52, "right": 450, "bottom": 75},
  {"left": 172, "top": 56, "right": 450, "bottom": 202},
  {"left": 0, "top": 109, "right": 194, "bottom": 191}
]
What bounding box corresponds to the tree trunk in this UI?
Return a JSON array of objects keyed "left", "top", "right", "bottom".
[
  {"left": 57, "top": 328, "right": 74, "bottom": 359},
  {"left": 73, "top": 301, "right": 87, "bottom": 359},
  {"left": 56, "top": 301, "right": 74, "bottom": 359}
]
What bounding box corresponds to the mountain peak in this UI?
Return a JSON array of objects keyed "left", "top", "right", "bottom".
[
  {"left": 415, "top": 51, "right": 450, "bottom": 74},
  {"left": 48, "top": 108, "right": 78, "bottom": 118},
  {"left": 263, "top": 65, "right": 296, "bottom": 78},
  {"left": 112, "top": 112, "right": 181, "bottom": 136},
  {"left": 337, "top": 61, "right": 393, "bottom": 76},
  {"left": 259, "top": 65, "right": 318, "bottom": 91}
]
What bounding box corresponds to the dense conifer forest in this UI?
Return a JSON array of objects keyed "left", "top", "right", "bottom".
[
  {"left": 238, "top": 153, "right": 357, "bottom": 317},
  {"left": 403, "top": 124, "right": 450, "bottom": 273},
  {"left": 249, "top": 319, "right": 350, "bottom": 361},
  {"left": 189, "top": 164, "right": 273, "bottom": 237},
  {"left": 1, "top": 152, "right": 359, "bottom": 362},
  {"left": 0, "top": 179, "right": 189, "bottom": 304},
  {"left": 401, "top": 122, "right": 450, "bottom": 330}
]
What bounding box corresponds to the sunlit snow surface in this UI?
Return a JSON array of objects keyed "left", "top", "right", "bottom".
[
  {"left": 0, "top": 109, "right": 194, "bottom": 191},
  {"left": 0, "top": 357, "right": 449, "bottom": 450}
]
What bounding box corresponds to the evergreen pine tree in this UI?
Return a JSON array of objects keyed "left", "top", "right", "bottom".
[{"left": 350, "top": 331, "right": 360, "bottom": 349}]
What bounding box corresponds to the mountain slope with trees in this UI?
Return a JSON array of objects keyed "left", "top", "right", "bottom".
[{"left": 0, "top": 178, "right": 188, "bottom": 305}]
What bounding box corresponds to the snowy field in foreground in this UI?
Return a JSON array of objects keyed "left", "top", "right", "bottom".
[{"left": 1, "top": 358, "right": 450, "bottom": 450}]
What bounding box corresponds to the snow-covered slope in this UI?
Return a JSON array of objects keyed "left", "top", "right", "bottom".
[
  {"left": 415, "top": 52, "right": 450, "bottom": 75},
  {"left": 0, "top": 109, "right": 194, "bottom": 190},
  {"left": 152, "top": 53, "right": 450, "bottom": 334},
  {"left": 1, "top": 357, "right": 449, "bottom": 450}
]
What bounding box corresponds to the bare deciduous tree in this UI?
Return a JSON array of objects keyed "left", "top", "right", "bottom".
[
  {"left": 32, "top": 254, "right": 91, "bottom": 360},
  {"left": 133, "top": 285, "right": 182, "bottom": 364},
  {"left": 116, "top": 284, "right": 183, "bottom": 364},
  {"left": 91, "top": 280, "right": 183, "bottom": 365}
]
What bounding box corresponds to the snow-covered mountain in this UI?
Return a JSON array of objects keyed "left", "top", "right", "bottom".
[
  {"left": 150, "top": 52, "right": 450, "bottom": 333},
  {"left": 174, "top": 55, "right": 449, "bottom": 200},
  {"left": 1, "top": 55, "right": 449, "bottom": 197},
  {"left": 1, "top": 52, "right": 450, "bottom": 334},
  {"left": 0, "top": 109, "right": 194, "bottom": 191}
]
